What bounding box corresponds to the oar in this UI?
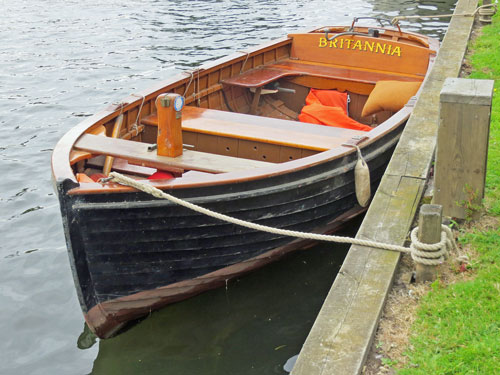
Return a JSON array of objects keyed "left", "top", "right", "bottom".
[{"left": 102, "top": 114, "right": 124, "bottom": 175}]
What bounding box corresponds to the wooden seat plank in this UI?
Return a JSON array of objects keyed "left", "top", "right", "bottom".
[
  {"left": 74, "top": 134, "right": 274, "bottom": 174},
  {"left": 221, "top": 67, "right": 301, "bottom": 88},
  {"left": 221, "top": 59, "right": 423, "bottom": 89},
  {"left": 270, "top": 60, "right": 424, "bottom": 84},
  {"left": 142, "top": 106, "right": 366, "bottom": 152}
]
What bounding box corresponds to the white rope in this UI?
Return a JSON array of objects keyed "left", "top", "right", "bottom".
[
  {"left": 182, "top": 71, "right": 195, "bottom": 97},
  {"left": 238, "top": 50, "right": 250, "bottom": 73},
  {"left": 409, "top": 225, "right": 457, "bottom": 265},
  {"left": 130, "top": 93, "right": 145, "bottom": 134},
  {"left": 391, "top": 4, "right": 497, "bottom": 25},
  {"left": 108, "top": 172, "right": 456, "bottom": 264}
]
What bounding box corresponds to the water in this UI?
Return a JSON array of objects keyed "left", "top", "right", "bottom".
[
  {"left": 90, "top": 243, "right": 348, "bottom": 375},
  {"left": 0, "top": 0, "right": 455, "bottom": 373}
]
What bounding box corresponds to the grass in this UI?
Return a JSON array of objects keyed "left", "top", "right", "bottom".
[
  {"left": 467, "top": 14, "right": 500, "bottom": 216},
  {"left": 397, "top": 13, "right": 500, "bottom": 375}
]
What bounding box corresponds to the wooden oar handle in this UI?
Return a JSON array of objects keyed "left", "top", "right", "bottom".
[{"left": 103, "top": 114, "right": 124, "bottom": 175}]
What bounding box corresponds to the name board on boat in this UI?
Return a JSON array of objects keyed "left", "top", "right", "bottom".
[{"left": 318, "top": 37, "right": 402, "bottom": 57}]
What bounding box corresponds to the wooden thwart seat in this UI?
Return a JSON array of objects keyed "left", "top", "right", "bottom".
[
  {"left": 221, "top": 59, "right": 424, "bottom": 89},
  {"left": 142, "top": 106, "right": 366, "bottom": 152},
  {"left": 74, "top": 134, "right": 274, "bottom": 174}
]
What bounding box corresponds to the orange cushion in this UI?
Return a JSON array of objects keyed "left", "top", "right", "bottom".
[
  {"left": 305, "top": 88, "right": 348, "bottom": 114},
  {"left": 299, "top": 104, "right": 372, "bottom": 131},
  {"left": 361, "top": 81, "right": 422, "bottom": 117}
]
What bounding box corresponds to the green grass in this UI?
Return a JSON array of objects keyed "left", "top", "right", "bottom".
[
  {"left": 398, "top": 13, "right": 500, "bottom": 375},
  {"left": 467, "top": 16, "right": 500, "bottom": 215}
]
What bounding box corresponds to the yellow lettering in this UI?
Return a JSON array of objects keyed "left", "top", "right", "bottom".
[
  {"left": 317, "top": 36, "right": 402, "bottom": 57},
  {"left": 375, "top": 43, "right": 386, "bottom": 54},
  {"left": 391, "top": 46, "right": 401, "bottom": 57}
]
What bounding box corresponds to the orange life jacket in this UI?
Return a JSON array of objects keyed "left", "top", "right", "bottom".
[{"left": 299, "top": 89, "right": 372, "bottom": 132}]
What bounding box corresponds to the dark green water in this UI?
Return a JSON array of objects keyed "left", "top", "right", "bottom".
[
  {"left": 0, "top": 0, "right": 456, "bottom": 373},
  {"left": 90, "top": 241, "right": 348, "bottom": 375}
]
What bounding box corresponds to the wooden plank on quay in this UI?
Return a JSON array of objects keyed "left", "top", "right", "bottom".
[
  {"left": 292, "top": 175, "right": 424, "bottom": 374},
  {"left": 291, "top": 0, "right": 479, "bottom": 374}
]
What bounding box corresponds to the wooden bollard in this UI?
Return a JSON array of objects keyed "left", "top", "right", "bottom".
[
  {"left": 415, "top": 204, "right": 443, "bottom": 283},
  {"left": 433, "top": 78, "right": 494, "bottom": 220},
  {"left": 156, "top": 93, "right": 184, "bottom": 158},
  {"left": 480, "top": 0, "right": 493, "bottom": 24}
]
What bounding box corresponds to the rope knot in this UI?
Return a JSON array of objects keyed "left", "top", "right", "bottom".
[{"left": 409, "top": 225, "right": 456, "bottom": 266}]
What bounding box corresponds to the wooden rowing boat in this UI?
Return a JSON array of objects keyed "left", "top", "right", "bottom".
[{"left": 52, "top": 21, "right": 438, "bottom": 338}]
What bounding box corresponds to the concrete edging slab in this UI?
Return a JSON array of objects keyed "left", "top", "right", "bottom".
[{"left": 291, "top": 1, "right": 479, "bottom": 373}]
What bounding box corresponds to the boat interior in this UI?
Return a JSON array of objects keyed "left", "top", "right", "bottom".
[{"left": 66, "top": 25, "right": 435, "bottom": 185}]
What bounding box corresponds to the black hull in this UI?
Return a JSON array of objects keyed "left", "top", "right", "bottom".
[{"left": 57, "top": 127, "right": 402, "bottom": 337}]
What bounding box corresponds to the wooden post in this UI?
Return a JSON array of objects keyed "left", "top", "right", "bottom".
[
  {"left": 250, "top": 87, "right": 262, "bottom": 115},
  {"left": 480, "top": 0, "right": 492, "bottom": 24},
  {"left": 433, "top": 78, "right": 494, "bottom": 220},
  {"left": 415, "top": 204, "right": 443, "bottom": 283},
  {"left": 156, "top": 93, "right": 183, "bottom": 158}
]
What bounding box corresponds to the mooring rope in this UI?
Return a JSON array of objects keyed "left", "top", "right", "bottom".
[
  {"left": 107, "top": 172, "right": 457, "bottom": 265},
  {"left": 410, "top": 225, "right": 456, "bottom": 265},
  {"left": 391, "top": 3, "right": 497, "bottom": 25}
]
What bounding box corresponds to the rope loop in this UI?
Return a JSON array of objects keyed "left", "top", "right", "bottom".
[{"left": 409, "top": 225, "right": 456, "bottom": 266}]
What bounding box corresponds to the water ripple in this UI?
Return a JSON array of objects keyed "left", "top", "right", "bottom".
[{"left": 0, "top": 0, "right": 456, "bottom": 373}]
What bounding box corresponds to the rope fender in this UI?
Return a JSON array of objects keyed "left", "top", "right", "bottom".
[{"left": 107, "top": 172, "right": 457, "bottom": 266}]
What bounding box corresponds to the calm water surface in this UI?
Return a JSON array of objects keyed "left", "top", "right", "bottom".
[{"left": 1, "top": 0, "right": 455, "bottom": 373}]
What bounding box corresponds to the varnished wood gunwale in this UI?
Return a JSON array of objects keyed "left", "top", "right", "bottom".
[
  {"left": 51, "top": 36, "right": 294, "bottom": 186},
  {"left": 58, "top": 91, "right": 414, "bottom": 195},
  {"left": 221, "top": 59, "right": 424, "bottom": 89},
  {"left": 52, "top": 26, "right": 438, "bottom": 339},
  {"left": 52, "top": 28, "right": 437, "bottom": 194},
  {"left": 308, "top": 26, "right": 432, "bottom": 49},
  {"left": 64, "top": 105, "right": 411, "bottom": 195}
]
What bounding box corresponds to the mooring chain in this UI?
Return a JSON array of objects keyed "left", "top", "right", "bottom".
[{"left": 107, "top": 172, "right": 456, "bottom": 265}]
